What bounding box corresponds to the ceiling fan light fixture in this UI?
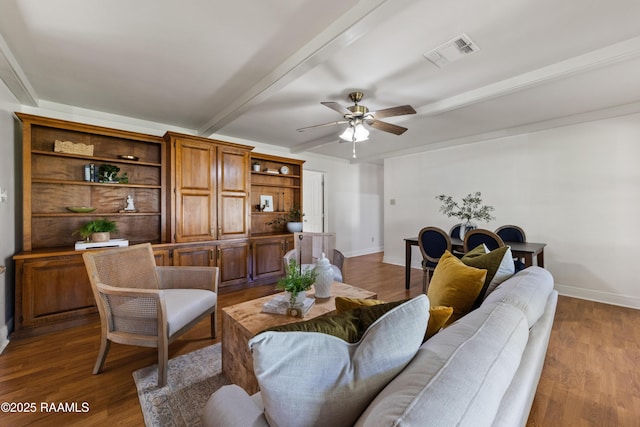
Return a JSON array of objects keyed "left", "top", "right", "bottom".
[{"left": 339, "top": 123, "right": 369, "bottom": 142}]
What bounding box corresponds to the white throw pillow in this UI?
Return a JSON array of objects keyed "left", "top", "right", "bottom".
[
  {"left": 248, "top": 295, "right": 430, "bottom": 427},
  {"left": 485, "top": 246, "right": 516, "bottom": 296}
]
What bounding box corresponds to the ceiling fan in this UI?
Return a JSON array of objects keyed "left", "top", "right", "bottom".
[{"left": 296, "top": 91, "right": 416, "bottom": 157}]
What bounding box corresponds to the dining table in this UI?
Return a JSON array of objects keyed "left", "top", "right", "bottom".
[{"left": 403, "top": 236, "right": 546, "bottom": 289}]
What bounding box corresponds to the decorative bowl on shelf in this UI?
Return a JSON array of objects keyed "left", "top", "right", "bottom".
[
  {"left": 66, "top": 206, "right": 97, "bottom": 213},
  {"left": 118, "top": 155, "right": 139, "bottom": 161}
]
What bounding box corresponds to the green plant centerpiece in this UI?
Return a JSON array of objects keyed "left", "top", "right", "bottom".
[
  {"left": 266, "top": 205, "right": 304, "bottom": 232},
  {"left": 436, "top": 192, "right": 495, "bottom": 239},
  {"left": 276, "top": 258, "right": 317, "bottom": 307},
  {"left": 73, "top": 218, "right": 118, "bottom": 242}
]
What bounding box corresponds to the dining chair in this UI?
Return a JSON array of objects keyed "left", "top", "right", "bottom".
[
  {"left": 463, "top": 229, "right": 505, "bottom": 252},
  {"left": 283, "top": 248, "right": 343, "bottom": 282},
  {"left": 495, "top": 225, "right": 526, "bottom": 243},
  {"left": 495, "top": 225, "right": 527, "bottom": 270},
  {"left": 449, "top": 223, "right": 462, "bottom": 240},
  {"left": 418, "top": 226, "right": 452, "bottom": 293},
  {"left": 82, "top": 243, "right": 218, "bottom": 387}
]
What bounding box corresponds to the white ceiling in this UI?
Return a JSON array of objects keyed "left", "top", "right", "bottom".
[{"left": 2, "top": 0, "right": 640, "bottom": 163}]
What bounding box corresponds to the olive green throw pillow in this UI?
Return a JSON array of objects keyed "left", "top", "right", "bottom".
[
  {"left": 427, "top": 250, "right": 486, "bottom": 324},
  {"left": 335, "top": 296, "right": 453, "bottom": 340},
  {"left": 260, "top": 299, "right": 405, "bottom": 343},
  {"left": 461, "top": 245, "right": 515, "bottom": 304}
]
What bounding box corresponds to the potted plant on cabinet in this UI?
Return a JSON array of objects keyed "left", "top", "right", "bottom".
[
  {"left": 276, "top": 258, "right": 317, "bottom": 307},
  {"left": 266, "top": 205, "right": 305, "bottom": 232},
  {"left": 74, "top": 218, "right": 118, "bottom": 242}
]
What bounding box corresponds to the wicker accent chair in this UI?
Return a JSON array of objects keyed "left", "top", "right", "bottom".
[
  {"left": 463, "top": 229, "right": 505, "bottom": 252},
  {"left": 82, "top": 243, "right": 218, "bottom": 387}
]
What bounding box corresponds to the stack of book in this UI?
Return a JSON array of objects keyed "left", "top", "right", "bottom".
[{"left": 262, "top": 294, "right": 315, "bottom": 317}]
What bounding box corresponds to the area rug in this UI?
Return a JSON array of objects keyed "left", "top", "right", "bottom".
[{"left": 133, "top": 344, "right": 231, "bottom": 427}]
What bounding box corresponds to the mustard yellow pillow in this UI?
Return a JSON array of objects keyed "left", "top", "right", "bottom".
[
  {"left": 427, "top": 251, "right": 487, "bottom": 324},
  {"left": 426, "top": 305, "right": 454, "bottom": 338},
  {"left": 335, "top": 297, "right": 453, "bottom": 340}
]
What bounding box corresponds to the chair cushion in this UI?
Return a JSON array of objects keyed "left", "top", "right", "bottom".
[
  {"left": 163, "top": 289, "right": 217, "bottom": 337},
  {"left": 249, "top": 295, "right": 430, "bottom": 427},
  {"left": 427, "top": 251, "right": 486, "bottom": 324}
]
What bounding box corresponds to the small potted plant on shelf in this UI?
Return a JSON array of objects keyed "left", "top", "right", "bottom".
[
  {"left": 73, "top": 218, "right": 118, "bottom": 242},
  {"left": 276, "top": 258, "right": 317, "bottom": 307},
  {"left": 266, "top": 205, "right": 304, "bottom": 232},
  {"left": 436, "top": 191, "right": 495, "bottom": 239}
]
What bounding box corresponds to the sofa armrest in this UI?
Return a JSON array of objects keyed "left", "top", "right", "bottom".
[{"left": 201, "top": 385, "right": 269, "bottom": 427}]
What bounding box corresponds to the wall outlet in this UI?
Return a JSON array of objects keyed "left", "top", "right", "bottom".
[{"left": 0, "top": 187, "right": 7, "bottom": 203}]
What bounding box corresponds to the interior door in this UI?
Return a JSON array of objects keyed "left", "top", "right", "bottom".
[{"left": 303, "top": 170, "right": 324, "bottom": 232}]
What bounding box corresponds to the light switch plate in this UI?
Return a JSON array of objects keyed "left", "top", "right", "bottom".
[{"left": 0, "top": 187, "right": 7, "bottom": 203}]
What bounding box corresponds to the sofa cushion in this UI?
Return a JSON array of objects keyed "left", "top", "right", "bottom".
[
  {"left": 482, "top": 266, "right": 554, "bottom": 327},
  {"left": 427, "top": 251, "right": 486, "bottom": 324},
  {"left": 334, "top": 297, "right": 453, "bottom": 340},
  {"left": 461, "top": 245, "right": 515, "bottom": 303},
  {"left": 249, "top": 295, "right": 430, "bottom": 427},
  {"left": 355, "top": 302, "right": 529, "bottom": 427},
  {"left": 261, "top": 299, "right": 405, "bottom": 343}
]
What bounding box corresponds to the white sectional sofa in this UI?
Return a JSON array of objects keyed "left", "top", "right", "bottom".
[{"left": 203, "top": 266, "right": 557, "bottom": 427}]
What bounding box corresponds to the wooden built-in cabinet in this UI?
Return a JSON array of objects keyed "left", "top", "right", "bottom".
[{"left": 13, "top": 115, "right": 303, "bottom": 337}]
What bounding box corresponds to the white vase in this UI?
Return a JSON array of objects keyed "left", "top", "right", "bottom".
[
  {"left": 287, "top": 222, "right": 303, "bottom": 232},
  {"left": 313, "top": 252, "right": 334, "bottom": 298},
  {"left": 285, "top": 290, "right": 306, "bottom": 307},
  {"left": 459, "top": 221, "right": 476, "bottom": 240}
]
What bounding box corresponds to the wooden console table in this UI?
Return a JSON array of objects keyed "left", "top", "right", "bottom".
[{"left": 404, "top": 236, "right": 546, "bottom": 289}]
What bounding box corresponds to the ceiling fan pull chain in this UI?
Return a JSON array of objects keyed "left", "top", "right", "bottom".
[{"left": 352, "top": 138, "right": 357, "bottom": 158}]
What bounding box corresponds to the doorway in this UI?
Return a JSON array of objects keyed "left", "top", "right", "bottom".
[{"left": 303, "top": 170, "right": 324, "bottom": 232}]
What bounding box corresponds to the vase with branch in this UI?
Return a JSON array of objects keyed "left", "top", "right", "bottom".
[{"left": 436, "top": 192, "right": 495, "bottom": 239}]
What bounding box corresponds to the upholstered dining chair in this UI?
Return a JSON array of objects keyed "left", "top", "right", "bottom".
[
  {"left": 449, "top": 223, "right": 462, "bottom": 240},
  {"left": 495, "top": 225, "right": 526, "bottom": 243},
  {"left": 463, "top": 229, "right": 505, "bottom": 252},
  {"left": 418, "top": 226, "right": 452, "bottom": 293},
  {"left": 82, "top": 243, "right": 218, "bottom": 387},
  {"left": 496, "top": 225, "right": 527, "bottom": 270},
  {"left": 283, "top": 247, "right": 344, "bottom": 282}
]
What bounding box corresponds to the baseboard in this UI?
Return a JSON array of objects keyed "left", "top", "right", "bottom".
[
  {"left": 554, "top": 283, "right": 640, "bottom": 310},
  {"left": 0, "top": 324, "right": 10, "bottom": 355},
  {"left": 383, "top": 255, "right": 418, "bottom": 268},
  {"left": 382, "top": 256, "right": 640, "bottom": 310},
  {"left": 346, "top": 246, "right": 384, "bottom": 258}
]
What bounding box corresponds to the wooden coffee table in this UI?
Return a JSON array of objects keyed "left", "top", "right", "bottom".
[{"left": 221, "top": 281, "right": 377, "bottom": 394}]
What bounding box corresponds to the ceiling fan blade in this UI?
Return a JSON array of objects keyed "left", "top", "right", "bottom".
[
  {"left": 296, "top": 120, "right": 348, "bottom": 132},
  {"left": 368, "top": 119, "right": 408, "bottom": 135},
  {"left": 369, "top": 105, "right": 416, "bottom": 119},
  {"left": 321, "top": 101, "right": 352, "bottom": 116}
]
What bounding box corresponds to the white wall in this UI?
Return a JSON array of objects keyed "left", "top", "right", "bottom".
[
  {"left": 0, "top": 79, "right": 19, "bottom": 353},
  {"left": 384, "top": 112, "right": 640, "bottom": 308}
]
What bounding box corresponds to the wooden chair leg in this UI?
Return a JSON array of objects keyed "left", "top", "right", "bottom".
[
  {"left": 422, "top": 270, "right": 427, "bottom": 294},
  {"left": 93, "top": 334, "right": 111, "bottom": 374},
  {"left": 157, "top": 338, "right": 168, "bottom": 388},
  {"left": 210, "top": 310, "right": 216, "bottom": 339}
]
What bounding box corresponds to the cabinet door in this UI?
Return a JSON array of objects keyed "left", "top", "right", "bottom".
[
  {"left": 218, "top": 241, "right": 250, "bottom": 287},
  {"left": 217, "top": 146, "right": 250, "bottom": 239},
  {"left": 17, "top": 256, "right": 96, "bottom": 330},
  {"left": 153, "top": 249, "right": 171, "bottom": 266},
  {"left": 174, "top": 139, "right": 216, "bottom": 242},
  {"left": 173, "top": 245, "right": 216, "bottom": 266},
  {"left": 252, "top": 237, "right": 287, "bottom": 281}
]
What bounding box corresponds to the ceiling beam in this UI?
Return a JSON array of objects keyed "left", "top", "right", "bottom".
[
  {"left": 197, "top": 0, "right": 417, "bottom": 137},
  {"left": 298, "top": 35, "right": 640, "bottom": 155}
]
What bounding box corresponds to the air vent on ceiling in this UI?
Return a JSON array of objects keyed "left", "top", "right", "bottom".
[{"left": 423, "top": 33, "right": 479, "bottom": 68}]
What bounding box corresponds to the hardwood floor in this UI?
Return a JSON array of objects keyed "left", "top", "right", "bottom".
[{"left": 1, "top": 252, "right": 638, "bottom": 426}]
